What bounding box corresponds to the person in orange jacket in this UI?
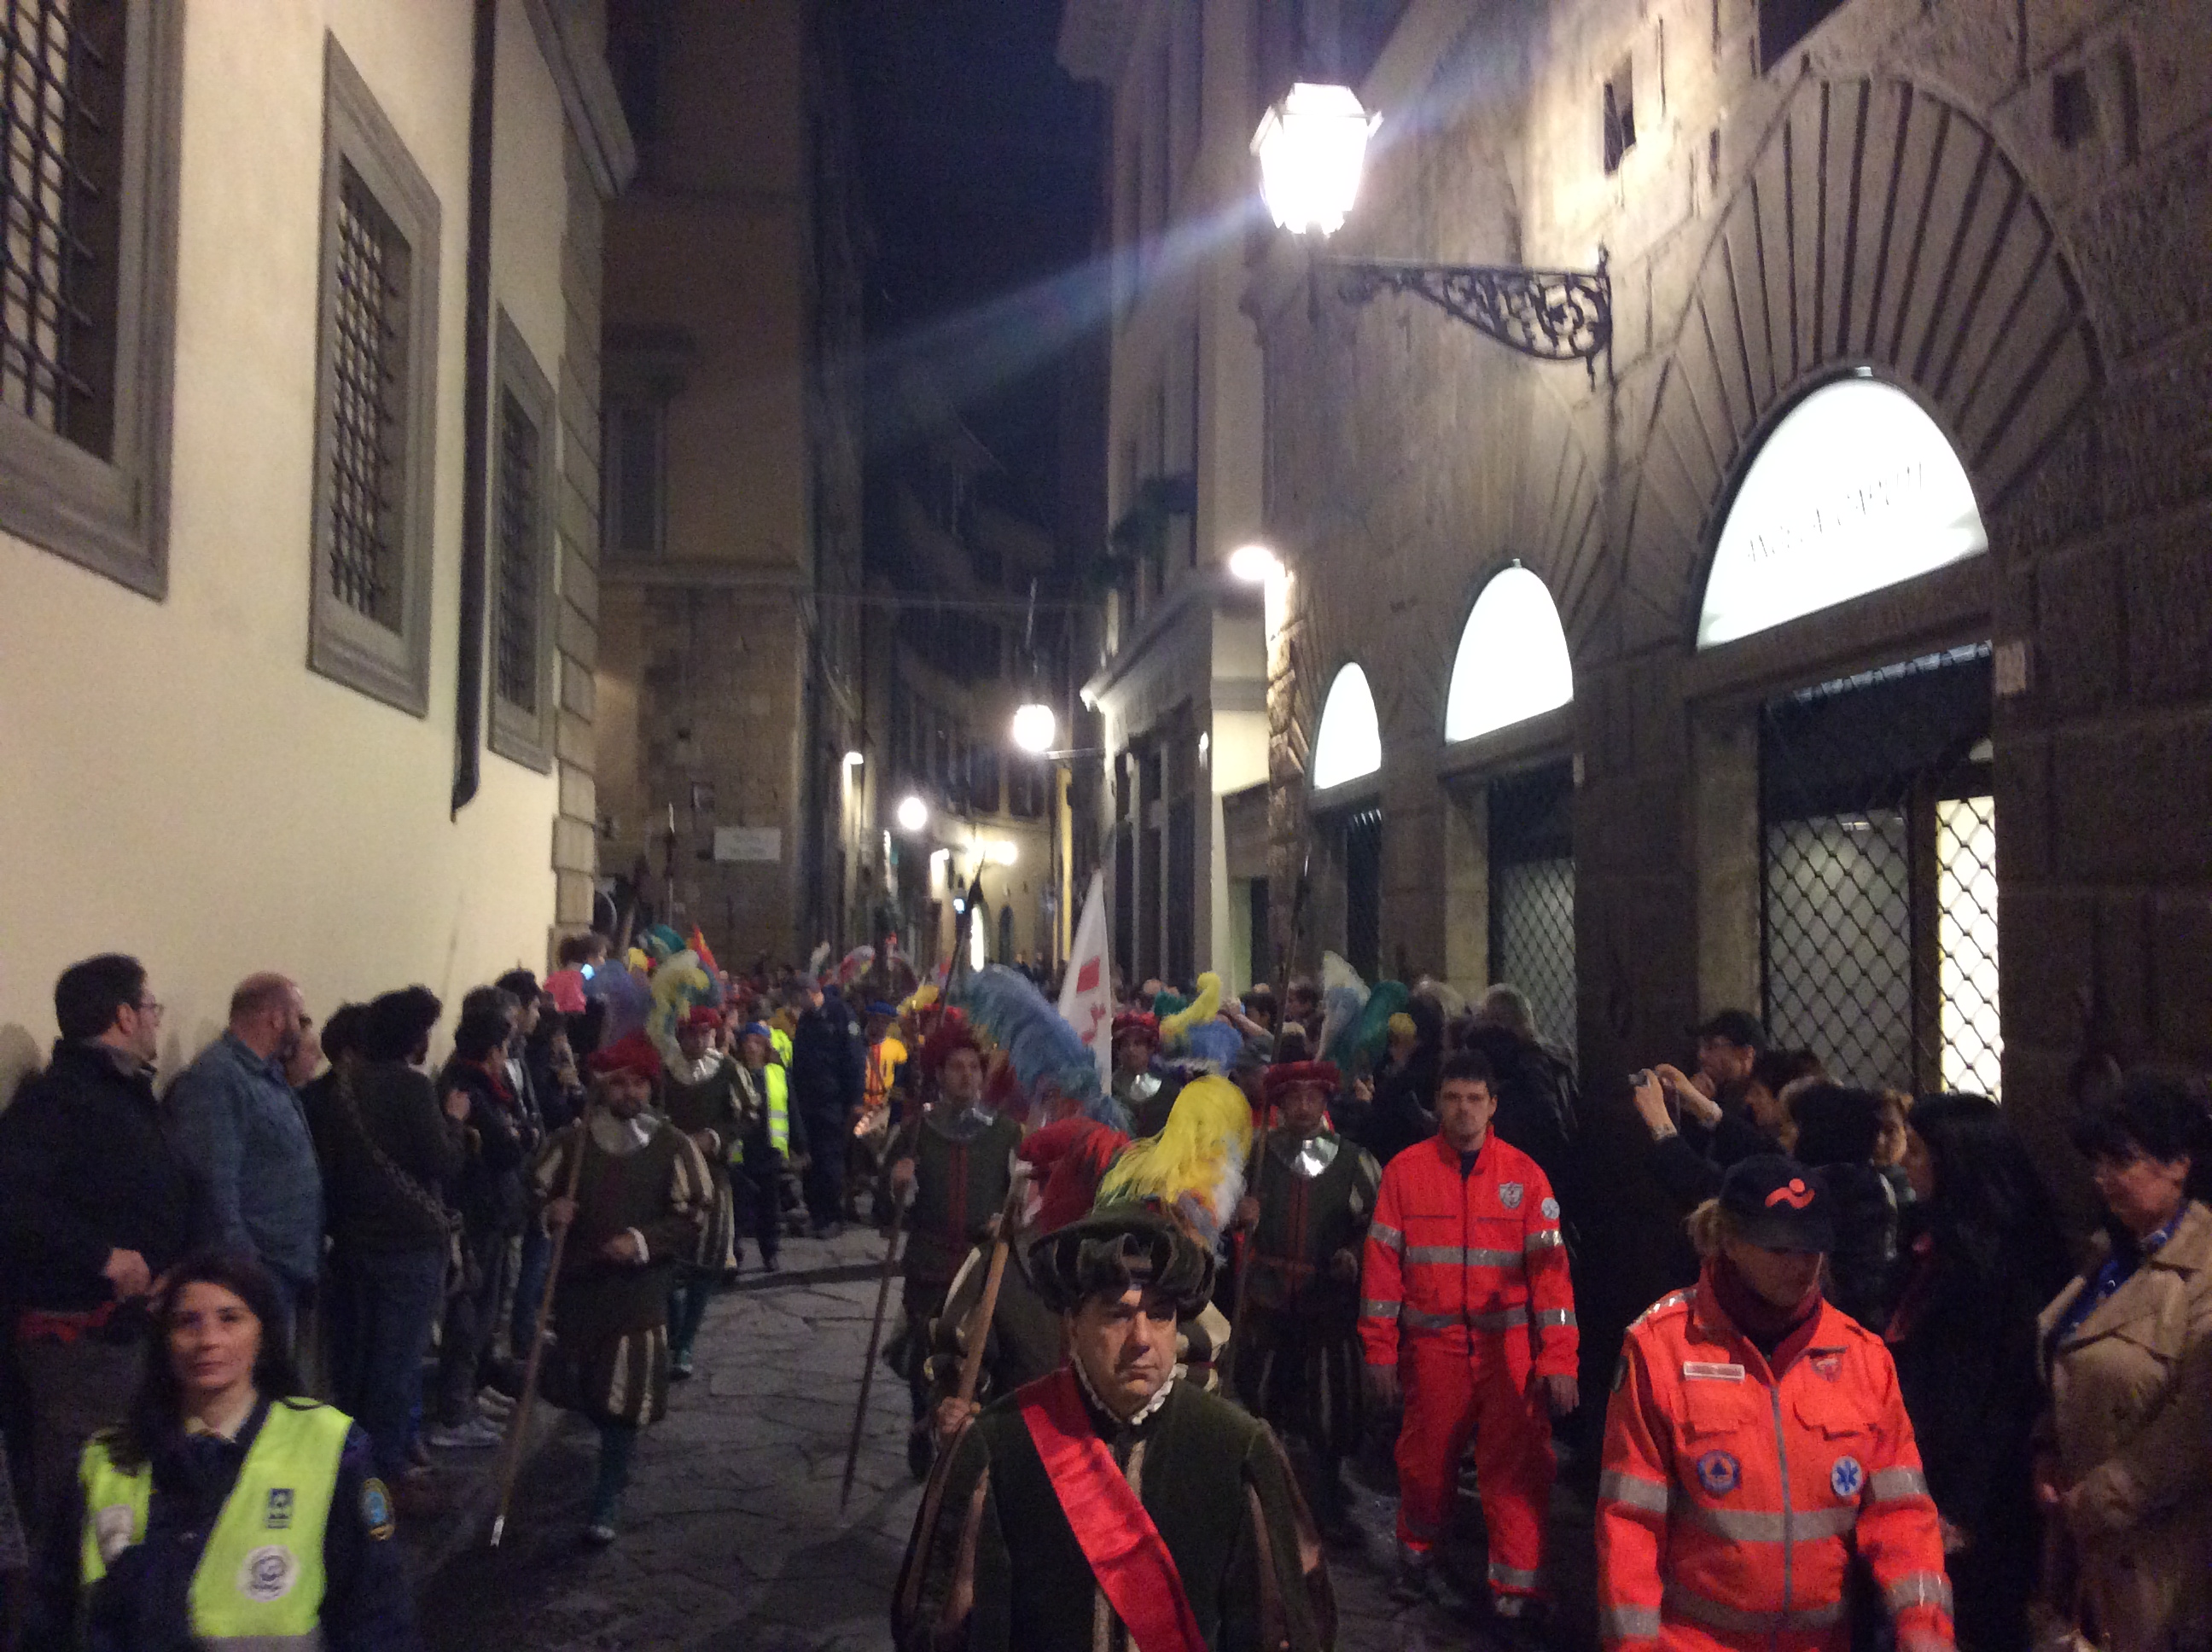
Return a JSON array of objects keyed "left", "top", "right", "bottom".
[
  {"left": 1597, "top": 1153, "right": 1954, "bottom": 1651},
  {"left": 1359, "top": 1050, "right": 1579, "bottom": 1614}
]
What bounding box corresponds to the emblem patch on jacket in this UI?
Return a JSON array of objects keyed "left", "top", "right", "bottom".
[
  {"left": 238, "top": 1544, "right": 298, "bottom": 1603},
  {"left": 1540, "top": 1196, "right": 1559, "bottom": 1220},
  {"left": 361, "top": 1478, "right": 395, "bottom": 1541},
  {"left": 1498, "top": 1182, "right": 1523, "bottom": 1210},
  {"left": 265, "top": 1487, "right": 293, "bottom": 1530},
  {"left": 1831, "top": 1457, "right": 1864, "bottom": 1498},
  {"left": 1812, "top": 1352, "right": 1842, "bottom": 1381},
  {"left": 1696, "top": 1451, "right": 1741, "bottom": 1495}
]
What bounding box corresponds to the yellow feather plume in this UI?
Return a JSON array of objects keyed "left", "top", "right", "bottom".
[
  {"left": 1158, "top": 971, "right": 1222, "bottom": 1050},
  {"left": 1097, "top": 1073, "right": 1252, "bottom": 1238}
]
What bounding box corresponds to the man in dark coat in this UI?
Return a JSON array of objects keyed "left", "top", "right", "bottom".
[
  {"left": 788, "top": 983, "right": 864, "bottom": 1237},
  {"left": 0, "top": 955, "right": 215, "bottom": 1537},
  {"left": 894, "top": 1206, "right": 1336, "bottom": 1652}
]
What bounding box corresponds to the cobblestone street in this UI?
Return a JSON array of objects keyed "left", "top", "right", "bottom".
[{"left": 417, "top": 1227, "right": 1596, "bottom": 1652}]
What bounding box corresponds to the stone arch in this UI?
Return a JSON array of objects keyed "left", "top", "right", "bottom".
[{"left": 1621, "top": 74, "right": 2099, "bottom": 644}]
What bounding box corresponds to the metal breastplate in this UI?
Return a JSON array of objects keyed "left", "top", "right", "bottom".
[{"left": 1273, "top": 1132, "right": 1338, "bottom": 1179}]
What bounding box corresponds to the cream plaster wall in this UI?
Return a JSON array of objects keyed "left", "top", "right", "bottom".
[{"left": 0, "top": 1, "right": 572, "bottom": 1096}]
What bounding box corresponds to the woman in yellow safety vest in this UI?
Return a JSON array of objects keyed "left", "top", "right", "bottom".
[{"left": 31, "top": 1249, "right": 412, "bottom": 1651}]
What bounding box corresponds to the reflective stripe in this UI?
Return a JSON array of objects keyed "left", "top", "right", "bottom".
[
  {"left": 1487, "top": 1559, "right": 1541, "bottom": 1591},
  {"left": 1525, "top": 1227, "right": 1566, "bottom": 1251},
  {"left": 215, "top": 1638, "right": 323, "bottom": 1652},
  {"left": 1685, "top": 1503, "right": 1858, "bottom": 1543},
  {"left": 1884, "top": 1571, "right": 1954, "bottom": 1614},
  {"left": 1598, "top": 1471, "right": 1671, "bottom": 1515},
  {"left": 1400, "top": 1305, "right": 1530, "bottom": 1332},
  {"left": 1359, "top": 1298, "right": 1401, "bottom": 1321},
  {"left": 1403, "top": 1307, "right": 1458, "bottom": 1330},
  {"left": 1662, "top": 1584, "right": 1846, "bottom": 1634},
  {"left": 1405, "top": 1245, "right": 1523, "bottom": 1269},
  {"left": 1368, "top": 1222, "right": 1405, "bottom": 1253},
  {"left": 1534, "top": 1307, "right": 1576, "bottom": 1329},
  {"left": 1600, "top": 1603, "right": 1662, "bottom": 1640},
  {"left": 1867, "top": 1466, "right": 1930, "bottom": 1504}
]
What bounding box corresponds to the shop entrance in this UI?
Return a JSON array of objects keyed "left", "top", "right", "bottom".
[{"left": 1758, "top": 645, "right": 1999, "bottom": 1094}]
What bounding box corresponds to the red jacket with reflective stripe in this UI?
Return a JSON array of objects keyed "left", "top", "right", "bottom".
[
  {"left": 1358, "top": 1132, "right": 1576, "bottom": 1376},
  {"left": 1595, "top": 1272, "right": 1954, "bottom": 1650}
]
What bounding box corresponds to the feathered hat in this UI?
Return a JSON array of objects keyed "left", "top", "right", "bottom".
[
  {"left": 916, "top": 1009, "right": 981, "bottom": 1076},
  {"left": 587, "top": 1030, "right": 662, "bottom": 1082},
  {"left": 1157, "top": 973, "right": 1222, "bottom": 1051},
  {"left": 952, "top": 965, "right": 1127, "bottom": 1131},
  {"left": 1018, "top": 1116, "right": 1131, "bottom": 1236},
  {"left": 1111, "top": 1011, "right": 1159, "bottom": 1044},
  {"left": 1094, "top": 1073, "right": 1252, "bottom": 1253},
  {"left": 1262, "top": 1060, "right": 1341, "bottom": 1107}
]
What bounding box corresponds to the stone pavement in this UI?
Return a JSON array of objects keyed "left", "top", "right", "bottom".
[{"left": 417, "top": 1224, "right": 1598, "bottom": 1651}]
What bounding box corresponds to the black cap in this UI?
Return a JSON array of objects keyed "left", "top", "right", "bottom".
[
  {"left": 1720, "top": 1155, "right": 1834, "bottom": 1253},
  {"left": 1692, "top": 1009, "right": 1769, "bottom": 1052},
  {"left": 1032, "top": 1205, "right": 1216, "bottom": 1316}
]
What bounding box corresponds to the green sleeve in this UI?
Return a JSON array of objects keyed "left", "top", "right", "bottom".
[
  {"left": 1219, "top": 1423, "right": 1336, "bottom": 1652},
  {"left": 893, "top": 1419, "right": 1012, "bottom": 1652}
]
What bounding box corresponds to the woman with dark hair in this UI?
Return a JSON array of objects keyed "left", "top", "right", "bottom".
[
  {"left": 2035, "top": 1072, "right": 2212, "bottom": 1652},
  {"left": 30, "top": 1249, "right": 414, "bottom": 1650},
  {"left": 1883, "top": 1093, "right": 2071, "bottom": 1649},
  {"left": 1779, "top": 1083, "right": 1900, "bottom": 1331}
]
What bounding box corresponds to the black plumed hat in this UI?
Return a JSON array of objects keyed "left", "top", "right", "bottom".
[{"left": 1032, "top": 1205, "right": 1215, "bottom": 1317}]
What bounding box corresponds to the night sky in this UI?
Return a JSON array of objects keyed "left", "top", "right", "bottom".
[{"left": 843, "top": 0, "right": 1104, "bottom": 526}]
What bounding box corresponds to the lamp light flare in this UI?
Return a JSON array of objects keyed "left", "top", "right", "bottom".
[
  {"left": 1252, "top": 83, "right": 1380, "bottom": 237},
  {"left": 986, "top": 840, "right": 1018, "bottom": 867},
  {"left": 895, "top": 794, "right": 929, "bottom": 833},
  {"left": 1010, "top": 702, "right": 1057, "bottom": 754},
  {"left": 842, "top": 750, "right": 864, "bottom": 766},
  {"left": 1228, "top": 543, "right": 1280, "bottom": 583}
]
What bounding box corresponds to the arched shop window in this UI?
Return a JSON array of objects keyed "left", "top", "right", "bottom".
[
  {"left": 1310, "top": 664, "right": 1382, "bottom": 790},
  {"left": 1711, "top": 379, "right": 2002, "bottom": 1096},
  {"left": 1697, "top": 376, "right": 1988, "bottom": 650},
  {"left": 1445, "top": 565, "right": 1574, "bottom": 743}
]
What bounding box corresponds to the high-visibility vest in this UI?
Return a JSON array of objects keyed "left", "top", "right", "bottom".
[
  {"left": 732, "top": 1061, "right": 789, "bottom": 1163},
  {"left": 81, "top": 1399, "right": 353, "bottom": 1648}
]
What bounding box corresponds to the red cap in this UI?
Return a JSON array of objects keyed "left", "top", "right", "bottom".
[
  {"left": 1262, "top": 1061, "right": 1340, "bottom": 1104},
  {"left": 1111, "top": 1011, "right": 1159, "bottom": 1044},
  {"left": 681, "top": 1005, "right": 722, "bottom": 1032},
  {"left": 587, "top": 1031, "right": 662, "bottom": 1082}
]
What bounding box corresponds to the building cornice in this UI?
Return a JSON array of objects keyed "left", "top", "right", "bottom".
[
  {"left": 521, "top": 0, "right": 637, "bottom": 198},
  {"left": 1082, "top": 573, "right": 1261, "bottom": 712}
]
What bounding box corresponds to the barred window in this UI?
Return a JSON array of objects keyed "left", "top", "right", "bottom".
[
  {"left": 0, "top": 1, "right": 179, "bottom": 595},
  {"left": 308, "top": 36, "right": 440, "bottom": 716},
  {"left": 487, "top": 310, "right": 556, "bottom": 771}
]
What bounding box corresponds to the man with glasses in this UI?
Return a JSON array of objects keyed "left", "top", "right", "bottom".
[{"left": 0, "top": 953, "right": 216, "bottom": 1539}]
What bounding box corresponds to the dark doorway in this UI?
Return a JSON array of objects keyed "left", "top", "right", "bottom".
[
  {"left": 1488, "top": 762, "right": 1578, "bottom": 1051},
  {"left": 1345, "top": 806, "right": 1384, "bottom": 981}
]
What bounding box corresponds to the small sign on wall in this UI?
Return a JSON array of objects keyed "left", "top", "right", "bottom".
[{"left": 713, "top": 827, "right": 782, "bottom": 864}]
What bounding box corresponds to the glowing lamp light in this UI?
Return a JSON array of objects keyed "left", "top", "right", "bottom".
[
  {"left": 986, "top": 840, "right": 1018, "bottom": 867},
  {"left": 1010, "top": 702, "right": 1057, "bottom": 754},
  {"left": 969, "top": 914, "right": 987, "bottom": 971},
  {"left": 895, "top": 794, "right": 929, "bottom": 833},
  {"left": 841, "top": 750, "right": 864, "bottom": 767},
  {"left": 1227, "top": 543, "right": 1280, "bottom": 583},
  {"left": 1252, "top": 83, "right": 1380, "bottom": 237}
]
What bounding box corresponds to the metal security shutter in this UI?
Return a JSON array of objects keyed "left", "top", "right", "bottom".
[
  {"left": 1345, "top": 806, "right": 1383, "bottom": 981},
  {"left": 1489, "top": 762, "right": 1577, "bottom": 1051},
  {"left": 1760, "top": 645, "right": 2000, "bottom": 1095}
]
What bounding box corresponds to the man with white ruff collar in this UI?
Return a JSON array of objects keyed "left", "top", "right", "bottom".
[{"left": 893, "top": 1204, "right": 1336, "bottom": 1652}]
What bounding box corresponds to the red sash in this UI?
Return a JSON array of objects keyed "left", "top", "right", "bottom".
[{"left": 1016, "top": 1369, "right": 1208, "bottom": 1652}]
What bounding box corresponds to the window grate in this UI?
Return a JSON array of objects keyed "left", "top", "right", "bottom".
[
  {"left": 0, "top": 0, "right": 120, "bottom": 451},
  {"left": 1764, "top": 811, "right": 1915, "bottom": 1087},
  {"left": 492, "top": 386, "right": 539, "bottom": 711},
  {"left": 327, "top": 162, "right": 406, "bottom": 629},
  {"left": 1493, "top": 858, "right": 1577, "bottom": 1050},
  {"left": 1345, "top": 806, "right": 1383, "bottom": 982}
]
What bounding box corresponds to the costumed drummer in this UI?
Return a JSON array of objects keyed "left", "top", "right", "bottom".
[
  {"left": 885, "top": 1021, "right": 1022, "bottom": 1480},
  {"left": 532, "top": 1031, "right": 713, "bottom": 1546},
  {"left": 31, "top": 1249, "right": 413, "bottom": 1651},
  {"left": 893, "top": 1205, "right": 1336, "bottom": 1652},
  {"left": 1231, "top": 1059, "right": 1382, "bottom": 1534},
  {"left": 1598, "top": 1155, "right": 1953, "bottom": 1651}
]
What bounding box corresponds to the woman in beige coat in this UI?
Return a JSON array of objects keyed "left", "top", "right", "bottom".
[{"left": 2036, "top": 1072, "right": 2212, "bottom": 1651}]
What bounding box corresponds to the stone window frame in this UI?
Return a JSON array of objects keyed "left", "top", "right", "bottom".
[
  {"left": 487, "top": 308, "right": 557, "bottom": 772},
  {"left": 307, "top": 33, "right": 442, "bottom": 717},
  {"left": 0, "top": 1, "right": 183, "bottom": 599}
]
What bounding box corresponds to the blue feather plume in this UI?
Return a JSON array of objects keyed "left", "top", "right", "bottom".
[{"left": 952, "top": 964, "right": 1129, "bottom": 1131}]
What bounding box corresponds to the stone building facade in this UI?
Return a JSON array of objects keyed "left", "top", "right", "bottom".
[{"left": 1080, "top": 0, "right": 2211, "bottom": 1173}]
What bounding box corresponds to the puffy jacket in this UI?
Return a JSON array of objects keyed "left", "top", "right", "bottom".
[
  {"left": 1359, "top": 1133, "right": 1577, "bottom": 1376},
  {"left": 1597, "top": 1270, "right": 1953, "bottom": 1650}
]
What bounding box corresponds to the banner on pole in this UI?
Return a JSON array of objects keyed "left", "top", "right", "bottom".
[{"left": 1057, "top": 869, "right": 1113, "bottom": 1087}]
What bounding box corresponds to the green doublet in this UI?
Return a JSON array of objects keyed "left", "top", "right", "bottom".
[{"left": 904, "top": 1109, "right": 1022, "bottom": 1292}]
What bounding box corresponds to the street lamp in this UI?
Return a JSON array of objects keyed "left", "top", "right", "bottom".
[
  {"left": 1010, "top": 701, "right": 1057, "bottom": 755},
  {"left": 842, "top": 749, "right": 864, "bottom": 768},
  {"left": 896, "top": 794, "right": 929, "bottom": 834},
  {"left": 1228, "top": 543, "right": 1281, "bottom": 583},
  {"left": 1254, "top": 84, "right": 1612, "bottom": 377}
]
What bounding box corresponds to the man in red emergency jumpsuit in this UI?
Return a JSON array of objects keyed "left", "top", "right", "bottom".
[
  {"left": 1597, "top": 1155, "right": 1953, "bottom": 1651},
  {"left": 1360, "top": 1050, "right": 1579, "bottom": 1614}
]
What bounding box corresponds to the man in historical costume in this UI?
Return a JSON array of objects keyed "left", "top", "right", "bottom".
[
  {"left": 659, "top": 1006, "right": 742, "bottom": 1377},
  {"left": 1231, "top": 1060, "right": 1382, "bottom": 1535},
  {"left": 894, "top": 1206, "right": 1337, "bottom": 1652},
  {"left": 1111, "top": 1012, "right": 1182, "bottom": 1137},
  {"left": 886, "top": 1026, "right": 1023, "bottom": 1480},
  {"left": 532, "top": 1030, "right": 713, "bottom": 1544}
]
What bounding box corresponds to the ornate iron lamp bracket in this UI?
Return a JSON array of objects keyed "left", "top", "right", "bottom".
[{"left": 1322, "top": 253, "right": 1612, "bottom": 383}]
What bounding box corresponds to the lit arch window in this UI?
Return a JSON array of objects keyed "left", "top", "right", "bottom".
[
  {"left": 1699, "top": 377, "right": 1988, "bottom": 649},
  {"left": 1444, "top": 565, "right": 1575, "bottom": 743},
  {"left": 1311, "top": 664, "right": 1382, "bottom": 790}
]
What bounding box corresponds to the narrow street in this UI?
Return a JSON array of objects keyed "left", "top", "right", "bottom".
[{"left": 416, "top": 1227, "right": 1588, "bottom": 1651}]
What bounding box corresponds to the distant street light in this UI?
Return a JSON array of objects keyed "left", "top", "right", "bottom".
[
  {"left": 1228, "top": 543, "right": 1281, "bottom": 583},
  {"left": 986, "top": 840, "right": 1018, "bottom": 867},
  {"left": 842, "top": 749, "right": 864, "bottom": 767},
  {"left": 1010, "top": 702, "right": 1057, "bottom": 754},
  {"left": 1252, "top": 83, "right": 1379, "bottom": 236},
  {"left": 896, "top": 794, "right": 929, "bottom": 833}
]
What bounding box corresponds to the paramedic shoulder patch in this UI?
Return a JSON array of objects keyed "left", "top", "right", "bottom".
[{"left": 361, "top": 1478, "right": 396, "bottom": 1541}]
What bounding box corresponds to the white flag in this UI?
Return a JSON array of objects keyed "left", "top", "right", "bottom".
[{"left": 1058, "top": 869, "right": 1114, "bottom": 1087}]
